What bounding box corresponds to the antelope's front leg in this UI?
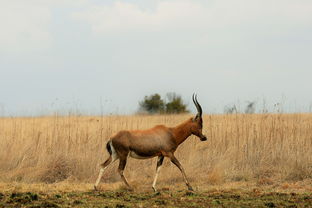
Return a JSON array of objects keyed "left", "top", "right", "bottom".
[
  {"left": 152, "top": 156, "right": 164, "bottom": 192},
  {"left": 169, "top": 154, "right": 193, "bottom": 191}
]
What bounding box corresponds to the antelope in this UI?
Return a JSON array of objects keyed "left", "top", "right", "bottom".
[{"left": 94, "top": 94, "right": 207, "bottom": 192}]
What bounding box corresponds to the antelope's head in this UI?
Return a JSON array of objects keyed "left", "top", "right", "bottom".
[{"left": 191, "top": 94, "right": 207, "bottom": 141}]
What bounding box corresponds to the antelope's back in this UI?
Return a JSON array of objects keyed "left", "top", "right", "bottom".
[{"left": 112, "top": 125, "right": 176, "bottom": 155}]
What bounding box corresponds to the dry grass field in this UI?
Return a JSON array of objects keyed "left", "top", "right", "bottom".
[{"left": 0, "top": 113, "right": 312, "bottom": 207}]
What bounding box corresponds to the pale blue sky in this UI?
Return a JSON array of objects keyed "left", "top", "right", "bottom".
[{"left": 1, "top": 0, "right": 312, "bottom": 116}]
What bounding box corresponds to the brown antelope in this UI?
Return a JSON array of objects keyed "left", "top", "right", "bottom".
[{"left": 94, "top": 94, "right": 207, "bottom": 192}]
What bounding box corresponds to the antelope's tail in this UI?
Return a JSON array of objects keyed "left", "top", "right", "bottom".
[{"left": 106, "top": 140, "right": 112, "bottom": 155}]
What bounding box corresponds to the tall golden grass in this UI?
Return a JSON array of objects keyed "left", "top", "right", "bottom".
[{"left": 0, "top": 113, "right": 312, "bottom": 189}]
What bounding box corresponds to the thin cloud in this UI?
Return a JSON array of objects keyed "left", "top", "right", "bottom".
[
  {"left": 71, "top": 0, "right": 312, "bottom": 35},
  {"left": 71, "top": 1, "right": 206, "bottom": 33},
  {"left": 0, "top": 1, "right": 53, "bottom": 53}
]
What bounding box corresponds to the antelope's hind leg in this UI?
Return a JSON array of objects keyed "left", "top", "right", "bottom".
[
  {"left": 94, "top": 156, "right": 115, "bottom": 190},
  {"left": 117, "top": 157, "right": 133, "bottom": 190}
]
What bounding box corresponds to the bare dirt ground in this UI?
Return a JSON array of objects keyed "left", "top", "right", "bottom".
[{"left": 1, "top": 182, "right": 311, "bottom": 208}]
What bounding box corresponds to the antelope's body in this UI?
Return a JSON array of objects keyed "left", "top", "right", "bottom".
[{"left": 94, "top": 94, "right": 207, "bottom": 192}]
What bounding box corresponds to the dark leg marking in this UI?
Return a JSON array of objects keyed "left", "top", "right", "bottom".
[{"left": 118, "top": 158, "right": 132, "bottom": 190}]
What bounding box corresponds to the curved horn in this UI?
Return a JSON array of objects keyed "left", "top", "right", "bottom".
[{"left": 193, "top": 93, "right": 202, "bottom": 118}]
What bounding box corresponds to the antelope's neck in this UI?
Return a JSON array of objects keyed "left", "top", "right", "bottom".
[{"left": 172, "top": 119, "right": 192, "bottom": 145}]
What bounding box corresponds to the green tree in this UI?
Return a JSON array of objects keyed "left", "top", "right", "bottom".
[
  {"left": 139, "top": 93, "right": 165, "bottom": 114},
  {"left": 165, "top": 92, "right": 189, "bottom": 114},
  {"left": 139, "top": 93, "right": 189, "bottom": 114}
]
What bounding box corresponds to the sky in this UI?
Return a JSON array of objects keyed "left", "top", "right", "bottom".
[{"left": 1, "top": 0, "right": 312, "bottom": 116}]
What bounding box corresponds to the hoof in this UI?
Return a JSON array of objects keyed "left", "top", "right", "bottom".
[
  {"left": 187, "top": 186, "right": 194, "bottom": 191},
  {"left": 127, "top": 187, "right": 134, "bottom": 192},
  {"left": 94, "top": 185, "right": 98, "bottom": 191},
  {"left": 152, "top": 187, "right": 157, "bottom": 192},
  {"left": 154, "top": 191, "right": 161, "bottom": 196}
]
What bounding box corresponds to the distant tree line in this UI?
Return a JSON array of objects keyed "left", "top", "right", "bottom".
[
  {"left": 139, "top": 93, "right": 189, "bottom": 114},
  {"left": 140, "top": 94, "right": 284, "bottom": 115}
]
